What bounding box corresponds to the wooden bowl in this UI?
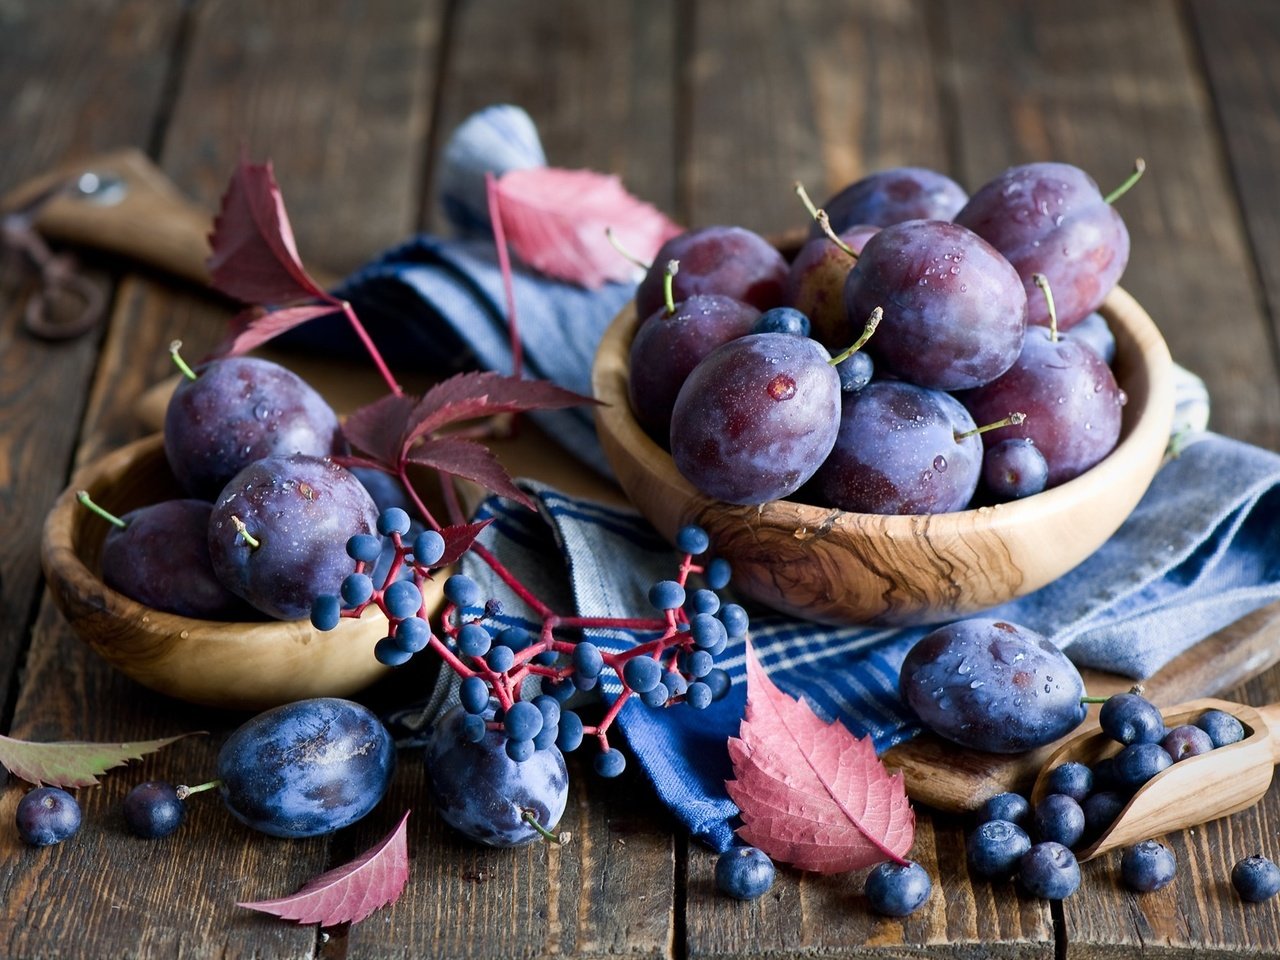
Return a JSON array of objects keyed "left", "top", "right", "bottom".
[
  {"left": 40, "top": 433, "right": 395, "bottom": 710},
  {"left": 592, "top": 286, "right": 1176, "bottom": 626}
]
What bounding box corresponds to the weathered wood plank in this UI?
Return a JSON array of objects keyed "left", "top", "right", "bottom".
[
  {"left": 1, "top": 1, "right": 444, "bottom": 958},
  {"left": 939, "top": 1, "right": 1280, "bottom": 955},
  {"left": 0, "top": 0, "right": 184, "bottom": 724}
]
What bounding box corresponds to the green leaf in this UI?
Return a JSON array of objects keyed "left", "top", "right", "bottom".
[{"left": 0, "top": 732, "right": 203, "bottom": 788}]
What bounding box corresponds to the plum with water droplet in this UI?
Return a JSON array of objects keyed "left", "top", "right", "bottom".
[
  {"left": 635, "top": 226, "right": 789, "bottom": 317},
  {"left": 900, "top": 618, "right": 1087, "bottom": 753}
]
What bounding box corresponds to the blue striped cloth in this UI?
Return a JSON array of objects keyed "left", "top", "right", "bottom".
[{"left": 343, "top": 105, "right": 1280, "bottom": 851}]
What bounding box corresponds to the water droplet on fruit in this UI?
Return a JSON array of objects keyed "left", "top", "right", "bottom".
[
  {"left": 960, "top": 283, "right": 968, "bottom": 292},
  {"left": 957, "top": 661, "right": 971, "bottom": 675},
  {"left": 1044, "top": 684, "right": 1053, "bottom": 693},
  {"left": 969, "top": 680, "right": 985, "bottom": 689},
  {"left": 933, "top": 455, "right": 947, "bottom": 472},
  {"left": 766, "top": 374, "right": 796, "bottom": 401},
  {"left": 253, "top": 402, "right": 270, "bottom": 420},
  {"left": 1118, "top": 390, "right": 1128, "bottom": 406},
  {"left": 1056, "top": 396, "right": 1065, "bottom": 405}
]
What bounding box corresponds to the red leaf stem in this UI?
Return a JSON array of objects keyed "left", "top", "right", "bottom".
[
  {"left": 486, "top": 171, "right": 523, "bottom": 379},
  {"left": 342, "top": 301, "right": 403, "bottom": 397}
]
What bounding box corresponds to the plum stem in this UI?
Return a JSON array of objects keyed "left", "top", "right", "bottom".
[
  {"left": 230, "top": 515, "right": 260, "bottom": 550},
  {"left": 169, "top": 340, "right": 198, "bottom": 381},
  {"left": 955, "top": 411, "right": 1026, "bottom": 442},
  {"left": 662, "top": 259, "right": 679, "bottom": 316},
  {"left": 794, "top": 181, "right": 858, "bottom": 260},
  {"left": 76, "top": 490, "right": 127, "bottom": 529},
  {"left": 606, "top": 227, "right": 651, "bottom": 270},
  {"left": 1032, "top": 273, "right": 1059, "bottom": 342},
  {"left": 175, "top": 780, "right": 222, "bottom": 800},
  {"left": 828, "top": 307, "right": 882, "bottom": 366},
  {"left": 1104, "top": 158, "right": 1146, "bottom": 205},
  {"left": 521, "top": 808, "right": 569, "bottom": 845},
  {"left": 1080, "top": 696, "right": 1110, "bottom": 704}
]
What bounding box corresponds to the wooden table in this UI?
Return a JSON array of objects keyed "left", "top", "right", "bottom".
[{"left": 3, "top": 1, "right": 1280, "bottom": 956}]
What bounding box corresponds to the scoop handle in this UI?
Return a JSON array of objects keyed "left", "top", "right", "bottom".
[{"left": 1258, "top": 702, "right": 1280, "bottom": 764}]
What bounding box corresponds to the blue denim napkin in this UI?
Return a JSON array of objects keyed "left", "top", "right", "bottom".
[{"left": 344, "top": 106, "right": 1280, "bottom": 851}]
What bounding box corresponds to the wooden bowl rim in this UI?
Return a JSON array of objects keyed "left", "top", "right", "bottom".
[{"left": 592, "top": 284, "right": 1176, "bottom": 538}]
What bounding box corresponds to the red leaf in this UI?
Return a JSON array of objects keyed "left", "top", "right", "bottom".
[
  {"left": 0, "top": 733, "right": 201, "bottom": 788},
  {"left": 725, "top": 644, "right": 915, "bottom": 874},
  {"left": 207, "top": 157, "right": 331, "bottom": 306},
  {"left": 406, "top": 437, "right": 534, "bottom": 510},
  {"left": 216, "top": 303, "right": 342, "bottom": 358},
  {"left": 438, "top": 519, "right": 493, "bottom": 565},
  {"left": 238, "top": 811, "right": 411, "bottom": 927},
  {"left": 493, "top": 167, "right": 682, "bottom": 288},
  {"left": 405, "top": 371, "right": 594, "bottom": 447},
  {"left": 343, "top": 394, "right": 418, "bottom": 468}
]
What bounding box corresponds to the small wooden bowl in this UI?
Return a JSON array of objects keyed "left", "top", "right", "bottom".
[
  {"left": 592, "top": 286, "right": 1176, "bottom": 626},
  {"left": 40, "top": 433, "right": 395, "bottom": 710}
]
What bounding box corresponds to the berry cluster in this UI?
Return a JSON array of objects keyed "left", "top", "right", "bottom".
[{"left": 310, "top": 517, "right": 740, "bottom": 778}]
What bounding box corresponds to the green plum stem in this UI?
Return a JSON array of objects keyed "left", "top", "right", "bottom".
[
  {"left": 954, "top": 411, "right": 1026, "bottom": 442},
  {"left": 794, "top": 181, "right": 857, "bottom": 259},
  {"left": 1032, "top": 273, "right": 1059, "bottom": 341},
  {"left": 662, "top": 259, "right": 679, "bottom": 316},
  {"left": 521, "top": 808, "right": 567, "bottom": 845},
  {"left": 169, "top": 340, "right": 198, "bottom": 381},
  {"left": 1080, "top": 696, "right": 1110, "bottom": 704},
  {"left": 1104, "top": 158, "right": 1146, "bottom": 205},
  {"left": 829, "top": 307, "right": 882, "bottom": 365},
  {"left": 175, "top": 779, "right": 222, "bottom": 800},
  {"left": 605, "top": 227, "right": 651, "bottom": 270},
  {"left": 230, "top": 515, "right": 260, "bottom": 550},
  {"left": 76, "top": 490, "right": 127, "bottom": 529}
]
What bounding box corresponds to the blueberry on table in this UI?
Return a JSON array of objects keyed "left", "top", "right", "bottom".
[
  {"left": 123, "top": 781, "right": 185, "bottom": 839},
  {"left": 1045, "top": 761, "right": 1094, "bottom": 803},
  {"left": 978, "top": 792, "right": 1031, "bottom": 829},
  {"left": 1232, "top": 855, "right": 1280, "bottom": 903},
  {"left": 864, "top": 860, "right": 933, "bottom": 917},
  {"left": 1121, "top": 840, "right": 1176, "bottom": 892},
  {"left": 1019, "top": 842, "right": 1081, "bottom": 900},
  {"left": 1034, "top": 794, "right": 1086, "bottom": 849},
  {"left": 967, "top": 819, "right": 1032, "bottom": 880},
  {"left": 715, "top": 846, "right": 776, "bottom": 901},
  {"left": 15, "top": 787, "right": 81, "bottom": 847}
]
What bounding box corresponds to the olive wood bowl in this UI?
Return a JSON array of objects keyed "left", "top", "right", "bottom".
[
  {"left": 592, "top": 285, "right": 1176, "bottom": 626},
  {"left": 41, "top": 433, "right": 398, "bottom": 710}
]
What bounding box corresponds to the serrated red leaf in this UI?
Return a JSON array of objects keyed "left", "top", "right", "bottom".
[
  {"left": 342, "top": 394, "right": 419, "bottom": 469},
  {"left": 207, "top": 157, "right": 331, "bottom": 306},
  {"left": 0, "top": 732, "right": 202, "bottom": 788},
  {"left": 405, "top": 436, "right": 534, "bottom": 510},
  {"left": 437, "top": 519, "right": 493, "bottom": 565},
  {"left": 725, "top": 644, "right": 915, "bottom": 874},
  {"left": 405, "top": 371, "right": 594, "bottom": 447},
  {"left": 215, "top": 303, "right": 342, "bottom": 358},
  {"left": 238, "top": 811, "right": 410, "bottom": 927},
  {"left": 494, "top": 167, "right": 682, "bottom": 288}
]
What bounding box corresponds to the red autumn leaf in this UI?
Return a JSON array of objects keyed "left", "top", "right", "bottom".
[
  {"left": 215, "top": 303, "right": 343, "bottom": 358},
  {"left": 238, "top": 810, "right": 411, "bottom": 927},
  {"left": 725, "top": 644, "right": 915, "bottom": 874},
  {"left": 437, "top": 519, "right": 493, "bottom": 566},
  {"left": 342, "top": 394, "right": 419, "bottom": 469},
  {"left": 406, "top": 436, "right": 533, "bottom": 510},
  {"left": 493, "top": 166, "right": 682, "bottom": 288},
  {"left": 0, "top": 732, "right": 201, "bottom": 788},
  {"left": 405, "top": 370, "right": 594, "bottom": 447},
  {"left": 207, "top": 156, "right": 332, "bottom": 306}
]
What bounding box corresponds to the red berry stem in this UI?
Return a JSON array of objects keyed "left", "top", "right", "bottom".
[
  {"left": 339, "top": 299, "right": 403, "bottom": 397},
  {"left": 485, "top": 171, "right": 523, "bottom": 380}
]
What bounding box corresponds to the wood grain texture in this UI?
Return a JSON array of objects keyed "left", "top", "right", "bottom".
[{"left": 938, "top": 0, "right": 1280, "bottom": 452}]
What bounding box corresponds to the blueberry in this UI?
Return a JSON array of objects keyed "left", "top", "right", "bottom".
[
  {"left": 641, "top": 684, "right": 670, "bottom": 708},
  {"left": 310, "top": 594, "right": 342, "bottom": 631},
  {"left": 676, "top": 524, "right": 711, "bottom": 555},
  {"left": 688, "top": 588, "right": 721, "bottom": 615},
  {"left": 425, "top": 704, "right": 567, "bottom": 847},
  {"left": 594, "top": 749, "right": 627, "bottom": 778},
  {"left": 715, "top": 846, "right": 776, "bottom": 900},
  {"left": 374, "top": 636, "right": 414, "bottom": 666},
  {"left": 486, "top": 646, "right": 515, "bottom": 673},
  {"left": 573, "top": 642, "right": 604, "bottom": 679},
  {"left": 838, "top": 351, "right": 874, "bottom": 393},
  {"left": 718, "top": 603, "right": 749, "bottom": 638},
  {"left": 686, "top": 681, "right": 713, "bottom": 710},
  {"left": 1034, "top": 794, "right": 1086, "bottom": 849},
  {"left": 444, "top": 574, "right": 484, "bottom": 608},
  {"left": 623, "top": 656, "right": 662, "bottom": 694},
  {"left": 393, "top": 616, "right": 431, "bottom": 653},
  {"left": 649, "top": 580, "right": 686, "bottom": 611},
  {"left": 123, "top": 781, "right": 185, "bottom": 839},
  {"left": 1090, "top": 756, "right": 1122, "bottom": 793},
  {"left": 1081, "top": 791, "right": 1126, "bottom": 838},
  {"left": 340, "top": 572, "right": 374, "bottom": 607},
  {"left": 1099, "top": 692, "right": 1165, "bottom": 745},
  {"left": 460, "top": 676, "right": 490, "bottom": 715},
  {"left": 1121, "top": 840, "right": 1176, "bottom": 892},
  {"left": 216, "top": 698, "right": 396, "bottom": 838},
  {"left": 661, "top": 672, "right": 689, "bottom": 698},
  {"left": 966, "top": 819, "right": 1032, "bottom": 879},
  {"left": 533, "top": 695, "right": 561, "bottom": 729},
  {"left": 1019, "top": 842, "right": 1081, "bottom": 900},
  {"left": 1195, "top": 709, "right": 1245, "bottom": 748},
  {"left": 506, "top": 738, "right": 536, "bottom": 763},
  {"left": 1232, "top": 855, "right": 1280, "bottom": 902},
  {"left": 1113, "top": 742, "right": 1173, "bottom": 788},
  {"left": 15, "top": 787, "right": 81, "bottom": 846},
  {"left": 865, "top": 860, "right": 932, "bottom": 916},
  {"left": 346, "top": 533, "right": 383, "bottom": 564},
  {"left": 1161, "top": 724, "right": 1214, "bottom": 762},
  {"left": 705, "top": 557, "right": 732, "bottom": 590},
  {"left": 504, "top": 701, "right": 544, "bottom": 742},
  {"left": 1045, "top": 762, "right": 1093, "bottom": 803},
  {"left": 495, "top": 626, "right": 533, "bottom": 651},
  {"left": 978, "top": 792, "right": 1031, "bottom": 829},
  {"left": 704, "top": 668, "right": 732, "bottom": 701},
  {"left": 377, "top": 507, "right": 412, "bottom": 536},
  {"left": 556, "top": 710, "right": 584, "bottom": 752},
  {"left": 412, "top": 529, "right": 446, "bottom": 566},
  {"left": 457, "top": 623, "right": 492, "bottom": 659},
  {"left": 383, "top": 579, "right": 423, "bottom": 619},
  {"left": 691, "top": 613, "right": 728, "bottom": 650},
  {"left": 753, "top": 306, "right": 811, "bottom": 338}
]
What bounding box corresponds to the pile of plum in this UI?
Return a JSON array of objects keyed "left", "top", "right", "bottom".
[{"left": 628, "top": 161, "right": 1141, "bottom": 512}]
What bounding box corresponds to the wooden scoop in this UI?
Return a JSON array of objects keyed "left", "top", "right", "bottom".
[{"left": 1030, "top": 697, "right": 1280, "bottom": 861}]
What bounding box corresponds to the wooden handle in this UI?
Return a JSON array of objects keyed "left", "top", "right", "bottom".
[{"left": 1257, "top": 702, "right": 1280, "bottom": 764}]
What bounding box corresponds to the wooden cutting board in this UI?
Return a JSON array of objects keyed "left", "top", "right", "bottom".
[{"left": 19, "top": 151, "right": 1280, "bottom": 814}]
